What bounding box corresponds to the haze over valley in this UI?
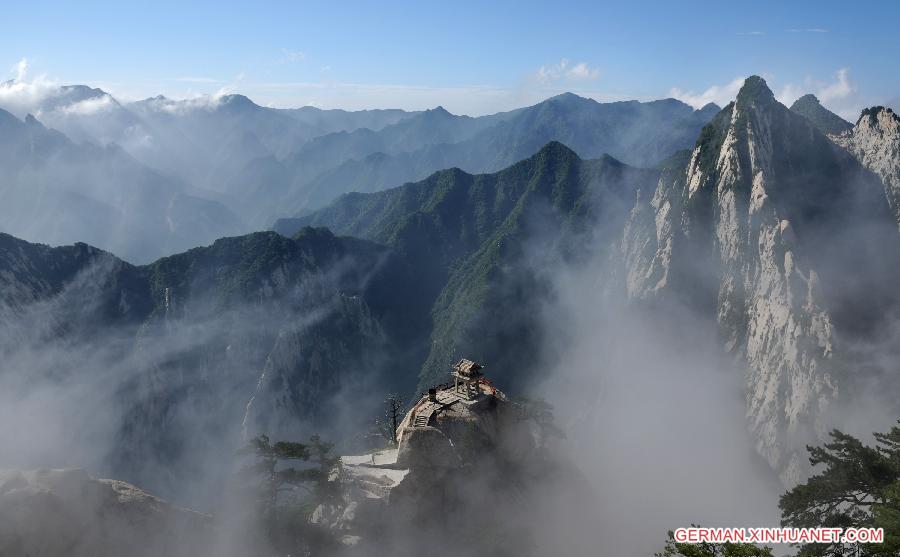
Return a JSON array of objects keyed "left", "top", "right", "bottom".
[{"left": 3, "top": 2, "right": 900, "bottom": 556}]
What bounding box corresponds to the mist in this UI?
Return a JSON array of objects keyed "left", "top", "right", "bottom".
[
  {"left": 3, "top": 67, "right": 900, "bottom": 557},
  {"left": 531, "top": 273, "right": 783, "bottom": 556},
  {"left": 0, "top": 235, "right": 403, "bottom": 509}
]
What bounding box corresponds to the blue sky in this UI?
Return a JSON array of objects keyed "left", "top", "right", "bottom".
[{"left": 3, "top": 0, "right": 899, "bottom": 117}]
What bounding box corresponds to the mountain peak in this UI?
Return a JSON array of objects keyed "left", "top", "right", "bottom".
[
  {"left": 859, "top": 105, "right": 899, "bottom": 123},
  {"left": 793, "top": 93, "right": 821, "bottom": 106},
  {"left": 697, "top": 102, "right": 721, "bottom": 118},
  {"left": 546, "top": 92, "right": 593, "bottom": 107},
  {"left": 736, "top": 75, "right": 776, "bottom": 107},
  {"left": 219, "top": 94, "right": 257, "bottom": 110},
  {"left": 535, "top": 140, "right": 579, "bottom": 160},
  {"left": 424, "top": 105, "right": 452, "bottom": 118},
  {"left": 790, "top": 94, "right": 852, "bottom": 134}
]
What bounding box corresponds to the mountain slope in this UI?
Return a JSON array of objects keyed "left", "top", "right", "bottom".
[
  {"left": 624, "top": 76, "right": 900, "bottom": 483},
  {"left": 831, "top": 106, "right": 900, "bottom": 225},
  {"left": 279, "top": 142, "right": 658, "bottom": 389},
  {"left": 0, "top": 229, "right": 415, "bottom": 503},
  {"left": 246, "top": 94, "right": 715, "bottom": 220},
  {"left": 789, "top": 94, "right": 853, "bottom": 134},
  {"left": 0, "top": 109, "right": 243, "bottom": 263}
]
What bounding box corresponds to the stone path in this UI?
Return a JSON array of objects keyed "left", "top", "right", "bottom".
[{"left": 411, "top": 390, "right": 465, "bottom": 427}]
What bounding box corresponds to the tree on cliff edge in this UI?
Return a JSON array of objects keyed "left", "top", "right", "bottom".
[
  {"left": 779, "top": 422, "right": 900, "bottom": 557},
  {"left": 237, "top": 434, "right": 339, "bottom": 554}
]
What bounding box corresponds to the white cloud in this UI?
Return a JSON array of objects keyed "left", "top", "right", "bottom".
[
  {"left": 668, "top": 76, "right": 746, "bottom": 109},
  {"left": 278, "top": 49, "right": 306, "bottom": 64},
  {"left": 670, "top": 69, "right": 861, "bottom": 121},
  {"left": 737, "top": 31, "right": 766, "bottom": 36},
  {"left": 61, "top": 95, "right": 115, "bottom": 116},
  {"left": 818, "top": 68, "right": 855, "bottom": 102},
  {"left": 0, "top": 60, "right": 63, "bottom": 118},
  {"left": 776, "top": 68, "right": 858, "bottom": 118},
  {"left": 13, "top": 58, "right": 28, "bottom": 82},
  {"left": 566, "top": 62, "right": 601, "bottom": 80},
  {"left": 533, "top": 59, "right": 601, "bottom": 84},
  {"left": 777, "top": 83, "right": 805, "bottom": 105}
]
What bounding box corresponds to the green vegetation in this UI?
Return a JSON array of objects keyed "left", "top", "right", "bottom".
[
  {"left": 270, "top": 92, "right": 715, "bottom": 218},
  {"left": 780, "top": 423, "right": 900, "bottom": 556},
  {"left": 288, "top": 142, "right": 657, "bottom": 392},
  {"left": 237, "top": 434, "right": 340, "bottom": 555},
  {"left": 656, "top": 529, "right": 774, "bottom": 557}
]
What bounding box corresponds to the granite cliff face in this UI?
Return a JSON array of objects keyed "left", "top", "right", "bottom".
[
  {"left": 310, "top": 365, "right": 577, "bottom": 557},
  {"left": 5, "top": 77, "right": 900, "bottom": 514},
  {"left": 831, "top": 106, "right": 900, "bottom": 226},
  {"left": 622, "top": 76, "right": 900, "bottom": 483},
  {"left": 276, "top": 92, "right": 900, "bottom": 485}
]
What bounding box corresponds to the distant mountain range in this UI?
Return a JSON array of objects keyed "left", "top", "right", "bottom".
[
  {"left": 277, "top": 77, "right": 900, "bottom": 485},
  {"left": 3, "top": 75, "right": 900, "bottom": 503},
  {"left": 247, "top": 94, "right": 717, "bottom": 222},
  {"left": 0, "top": 107, "right": 242, "bottom": 263},
  {"left": 0, "top": 84, "right": 717, "bottom": 260}
]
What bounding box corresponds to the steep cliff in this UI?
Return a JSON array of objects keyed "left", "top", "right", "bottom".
[
  {"left": 310, "top": 364, "right": 578, "bottom": 557},
  {"left": 623, "top": 76, "right": 900, "bottom": 483},
  {"left": 831, "top": 106, "right": 900, "bottom": 226}
]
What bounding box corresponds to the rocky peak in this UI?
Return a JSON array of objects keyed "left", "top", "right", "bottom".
[
  {"left": 790, "top": 94, "right": 853, "bottom": 134},
  {"left": 735, "top": 75, "right": 777, "bottom": 108},
  {"left": 792, "top": 93, "right": 820, "bottom": 107},
  {"left": 624, "top": 71, "right": 898, "bottom": 485},
  {"left": 832, "top": 105, "right": 900, "bottom": 226},
  {"left": 310, "top": 360, "right": 558, "bottom": 553},
  {"left": 697, "top": 102, "right": 721, "bottom": 118},
  {"left": 857, "top": 105, "right": 900, "bottom": 133},
  {"left": 431, "top": 105, "right": 450, "bottom": 115}
]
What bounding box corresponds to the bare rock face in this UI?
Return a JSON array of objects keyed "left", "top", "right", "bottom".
[
  {"left": 395, "top": 426, "right": 461, "bottom": 470},
  {"left": 311, "top": 380, "right": 558, "bottom": 555},
  {"left": 0, "top": 468, "right": 208, "bottom": 557},
  {"left": 622, "top": 76, "right": 900, "bottom": 484},
  {"left": 831, "top": 106, "right": 900, "bottom": 226}
]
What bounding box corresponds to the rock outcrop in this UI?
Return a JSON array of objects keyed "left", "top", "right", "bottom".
[
  {"left": 831, "top": 106, "right": 900, "bottom": 226},
  {"left": 311, "top": 364, "right": 557, "bottom": 555},
  {"left": 623, "top": 76, "right": 900, "bottom": 484},
  {"left": 0, "top": 468, "right": 208, "bottom": 557}
]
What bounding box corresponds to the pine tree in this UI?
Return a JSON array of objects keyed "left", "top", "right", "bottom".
[
  {"left": 779, "top": 422, "right": 900, "bottom": 556},
  {"left": 656, "top": 528, "right": 773, "bottom": 557}
]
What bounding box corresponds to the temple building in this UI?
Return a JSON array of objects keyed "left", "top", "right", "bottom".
[{"left": 451, "top": 358, "right": 483, "bottom": 400}]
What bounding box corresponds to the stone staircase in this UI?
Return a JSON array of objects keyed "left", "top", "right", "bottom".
[{"left": 411, "top": 389, "right": 467, "bottom": 427}]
